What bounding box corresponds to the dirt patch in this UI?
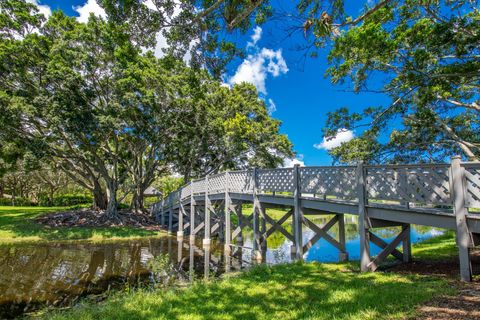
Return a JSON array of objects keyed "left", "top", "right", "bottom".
[
  {"left": 411, "top": 281, "right": 480, "bottom": 320},
  {"left": 35, "top": 209, "right": 161, "bottom": 230},
  {"left": 392, "top": 250, "right": 480, "bottom": 320}
]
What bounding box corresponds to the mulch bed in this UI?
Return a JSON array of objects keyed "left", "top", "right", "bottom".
[{"left": 35, "top": 208, "right": 162, "bottom": 231}]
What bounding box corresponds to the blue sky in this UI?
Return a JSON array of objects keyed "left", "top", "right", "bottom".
[{"left": 30, "top": 0, "right": 391, "bottom": 166}]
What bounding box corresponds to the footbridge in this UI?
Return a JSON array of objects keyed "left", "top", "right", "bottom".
[{"left": 153, "top": 157, "right": 480, "bottom": 281}]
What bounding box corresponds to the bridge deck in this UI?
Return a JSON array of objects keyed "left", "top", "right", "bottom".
[{"left": 154, "top": 159, "right": 480, "bottom": 281}]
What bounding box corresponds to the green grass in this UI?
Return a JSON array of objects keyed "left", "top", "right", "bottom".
[
  {"left": 43, "top": 232, "right": 458, "bottom": 320},
  {"left": 0, "top": 206, "right": 164, "bottom": 244}
]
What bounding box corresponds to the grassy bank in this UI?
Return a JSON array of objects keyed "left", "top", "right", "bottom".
[
  {"left": 43, "top": 233, "right": 458, "bottom": 320},
  {"left": 0, "top": 206, "right": 163, "bottom": 244}
]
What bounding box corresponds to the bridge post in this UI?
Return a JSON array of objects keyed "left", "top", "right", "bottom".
[
  {"left": 177, "top": 201, "right": 185, "bottom": 239},
  {"left": 402, "top": 224, "right": 411, "bottom": 263},
  {"left": 224, "top": 171, "right": 231, "bottom": 252},
  {"left": 236, "top": 203, "right": 244, "bottom": 244},
  {"left": 252, "top": 168, "right": 262, "bottom": 261},
  {"left": 168, "top": 195, "right": 173, "bottom": 234},
  {"left": 189, "top": 181, "right": 196, "bottom": 243},
  {"left": 357, "top": 161, "right": 371, "bottom": 272},
  {"left": 292, "top": 164, "right": 303, "bottom": 260},
  {"left": 338, "top": 214, "right": 348, "bottom": 262},
  {"left": 160, "top": 198, "right": 165, "bottom": 228},
  {"left": 203, "top": 175, "right": 211, "bottom": 247},
  {"left": 451, "top": 156, "right": 472, "bottom": 282}
]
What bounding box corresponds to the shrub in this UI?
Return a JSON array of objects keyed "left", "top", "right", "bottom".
[
  {"left": 38, "top": 194, "right": 93, "bottom": 207},
  {"left": 0, "top": 197, "right": 37, "bottom": 206}
]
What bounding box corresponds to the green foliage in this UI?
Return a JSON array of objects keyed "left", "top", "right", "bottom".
[
  {"left": 319, "top": 1, "right": 480, "bottom": 163},
  {"left": 0, "top": 197, "right": 36, "bottom": 206},
  {"left": 38, "top": 194, "right": 93, "bottom": 207}
]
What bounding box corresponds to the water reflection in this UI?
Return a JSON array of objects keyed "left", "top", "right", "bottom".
[{"left": 0, "top": 217, "right": 442, "bottom": 318}]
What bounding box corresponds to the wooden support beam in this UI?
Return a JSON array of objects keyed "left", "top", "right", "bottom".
[
  {"left": 224, "top": 171, "right": 231, "bottom": 252},
  {"left": 338, "top": 214, "right": 348, "bottom": 262},
  {"left": 293, "top": 164, "right": 303, "bottom": 259},
  {"left": 357, "top": 161, "right": 371, "bottom": 272},
  {"left": 264, "top": 209, "right": 293, "bottom": 238},
  {"left": 368, "top": 226, "right": 409, "bottom": 271},
  {"left": 189, "top": 185, "right": 195, "bottom": 241},
  {"left": 451, "top": 156, "right": 473, "bottom": 282},
  {"left": 178, "top": 202, "right": 185, "bottom": 238},
  {"left": 252, "top": 168, "right": 262, "bottom": 260},
  {"left": 204, "top": 175, "right": 211, "bottom": 246},
  {"left": 160, "top": 198, "right": 165, "bottom": 228},
  {"left": 369, "top": 231, "right": 404, "bottom": 261},
  {"left": 168, "top": 197, "right": 173, "bottom": 234},
  {"left": 402, "top": 224, "right": 412, "bottom": 263},
  {"left": 263, "top": 212, "right": 295, "bottom": 242},
  {"left": 302, "top": 215, "right": 341, "bottom": 253}
]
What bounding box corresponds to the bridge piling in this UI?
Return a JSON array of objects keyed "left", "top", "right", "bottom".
[
  {"left": 357, "top": 161, "right": 371, "bottom": 272},
  {"left": 451, "top": 156, "right": 473, "bottom": 282}
]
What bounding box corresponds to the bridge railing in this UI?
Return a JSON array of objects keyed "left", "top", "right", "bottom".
[
  {"left": 154, "top": 161, "right": 480, "bottom": 213},
  {"left": 463, "top": 162, "right": 480, "bottom": 208}
]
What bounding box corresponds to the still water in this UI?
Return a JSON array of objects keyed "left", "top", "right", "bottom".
[{"left": 0, "top": 215, "right": 442, "bottom": 318}]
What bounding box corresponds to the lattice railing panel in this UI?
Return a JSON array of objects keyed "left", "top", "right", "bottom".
[
  {"left": 180, "top": 183, "right": 191, "bottom": 199},
  {"left": 366, "top": 167, "right": 408, "bottom": 201},
  {"left": 463, "top": 163, "right": 480, "bottom": 209},
  {"left": 405, "top": 165, "right": 451, "bottom": 205},
  {"left": 299, "top": 166, "right": 356, "bottom": 199},
  {"left": 229, "top": 170, "right": 253, "bottom": 193},
  {"left": 208, "top": 173, "right": 226, "bottom": 194},
  {"left": 192, "top": 178, "right": 206, "bottom": 194},
  {"left": 258, "top": 168, "right": 294, "bottom": 192}
]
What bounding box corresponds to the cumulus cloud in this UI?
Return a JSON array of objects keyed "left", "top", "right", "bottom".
[
  {"left": 314, "top": 129, "right": 354, "bottom": 150},
  {"left": 267, "top": 98, "right": 276, "bottom": 114},
  {"left": 27, "top": 0, "right": 51, "bottom": 18},
  {"left": 74, "top": 0, "right": 107, "bottom": 23},
  {"left": 229, "top": 27, "right": 288, "bottom": 94},
  {"left": 283, "top": 155, "right": 305, "bottom": 168}
]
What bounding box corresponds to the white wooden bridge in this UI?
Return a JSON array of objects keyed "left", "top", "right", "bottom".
[{"left": 153, "top": 157, "right": 480, "bottom": 281}]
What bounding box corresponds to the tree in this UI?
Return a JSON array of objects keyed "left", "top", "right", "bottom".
[
  {"left": 100, "top": 0, "right": 274, "bottom": 77},
  {"left": 302, "top": 0, "right": 479, "bottom": 163},
  {"left": 165, "top": 77, "right": 294, "bottom": 180}
]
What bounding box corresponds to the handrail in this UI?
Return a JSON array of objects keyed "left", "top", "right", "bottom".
[{"left": 153, "top": 161, "right": 480, "bottom": 211}]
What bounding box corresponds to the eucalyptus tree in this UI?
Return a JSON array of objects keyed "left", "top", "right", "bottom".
[{"left": 298, "top": 0, "right": 480, "bottom": 163}]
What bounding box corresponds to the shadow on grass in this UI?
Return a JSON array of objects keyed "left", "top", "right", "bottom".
[
  {"left": 48, "top": 262, "right": 451, "bottom": 320},
  {"left": 0, "top": 206, "right": 161, "bottom": 243}
]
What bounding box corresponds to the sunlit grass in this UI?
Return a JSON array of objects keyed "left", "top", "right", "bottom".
[
  {"left": 0, "top": 206, "right": 164, "bottom": 245},
  {"left": 45, "top": 262, "right": 452, "bottom": 320}
]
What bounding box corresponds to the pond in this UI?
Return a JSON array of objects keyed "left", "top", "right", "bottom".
[{"left": 0, "top": 215, "right": 443, "bottom": 319}]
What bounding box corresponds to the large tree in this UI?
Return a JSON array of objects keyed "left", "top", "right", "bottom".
[{"left": 302, "top": 0, "right": 480, "bottom": 163}]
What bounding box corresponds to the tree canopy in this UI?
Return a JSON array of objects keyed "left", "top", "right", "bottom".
[
  {"left": 313, "top": 0, "right": 480, "bottom": 163},
  {"left": 0, "top": 0, "right": 293, "bottom": 217}
]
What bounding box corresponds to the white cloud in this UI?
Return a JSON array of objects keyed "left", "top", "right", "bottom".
[
  {"left": 267, "top": 98, "right": 276, "bottom": 114},
  {"left": 283, "top": 155, "right": 305, "bottom": 168},
  {"left": 74, "top": 0, "right": 107, "bottom": 23},
  {"left": 27, "top": 0, "right": 52, "bottom": 18},
  {"left": 248, "top": 26, "right": 262, "bottom": 47},
  {"left": 314, "top": 129, "right": 354, "bottom": 150},
  {"left": 229, "top": 27, "right": 288, "bottom": 94}
]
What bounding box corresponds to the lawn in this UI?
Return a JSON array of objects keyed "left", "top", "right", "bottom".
[
  {"left": 43, "top": 232, "right": 458, "bottom": 320},
  {"left": 0, "top": 206, "right": 163, "bottom": 244}
]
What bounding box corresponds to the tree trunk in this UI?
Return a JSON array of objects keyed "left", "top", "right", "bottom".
[
  {"left": 92, "top": 179, "right": 108, "bottom": 210},
  {"left": 104, "top": 181, "right": 119, "bottom": 220},
  {"left": 130, "top": 186, "right": 145, "bottom": 213}
]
